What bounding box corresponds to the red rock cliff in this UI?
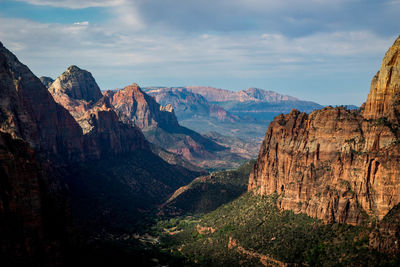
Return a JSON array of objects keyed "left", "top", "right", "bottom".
[
  {"left": 249, "top": 36, "right": 400, "bottom": 225},
  {"left": 104, "top": 84, "right": 180, "bottom": 130}
]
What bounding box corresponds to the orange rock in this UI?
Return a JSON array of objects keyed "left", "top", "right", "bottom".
[{"left": 249, "top": 36, "right": 400, "bottom": 225}]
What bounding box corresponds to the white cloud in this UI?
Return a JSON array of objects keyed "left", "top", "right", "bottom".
[
  {"left": 74, "top": 21, "right": 90, "bottom": 25},
  {"left": 15, "top": 0, "right": 123, "bottom": 9}
]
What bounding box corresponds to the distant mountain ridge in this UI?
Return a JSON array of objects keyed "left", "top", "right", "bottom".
[
  {"left": 184, "top": 86, "right": 299, "bottom": 102},
  {"left": 144, "top": 87, "right": 239, "bottom": 122},
  {"left": 144, "top": 86, "right": 323, "bottom": 160},
  {"left": 144, "top": 86, "right": 322, "bottom": 124}
]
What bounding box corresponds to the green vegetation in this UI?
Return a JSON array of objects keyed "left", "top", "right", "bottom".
[
  {"left": 161, "top": 160, "right": 255, "bottom": 216},
  {"left": 154, "top": 193, "right": 399, "bottom": 266}
]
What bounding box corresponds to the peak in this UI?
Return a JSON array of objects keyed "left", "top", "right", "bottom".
[
  {"left": 67, "top": 65, "right": 82, "bottom": 72},
  {"left": 122, "top": 83, "right": 142, "bottom": 93},
  {"left": 394, "top": 35, "right": 400, "bottom": 46},
  {"left": 363, "top": 34, "right": 400, "bottom": 120},
  {"left": 49, "top": 65, "right": 102, "bottom": 102}
]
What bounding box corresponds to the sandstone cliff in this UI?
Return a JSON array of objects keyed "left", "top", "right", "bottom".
[{"left": 249, "top": 36, "right": 400, "bottom": 227}]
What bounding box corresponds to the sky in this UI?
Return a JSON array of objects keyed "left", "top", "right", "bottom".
[{"left": 0, "top": 0, "right": 399, "bottom": 105}]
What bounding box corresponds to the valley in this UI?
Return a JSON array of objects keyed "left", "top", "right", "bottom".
[{"left": 1, "top": 27, "right": 400, "bottom": 267}]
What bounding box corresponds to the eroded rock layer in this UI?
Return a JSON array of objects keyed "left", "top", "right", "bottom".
[{"left": 249, "top": 36, "right": 400, "bottom": 226}]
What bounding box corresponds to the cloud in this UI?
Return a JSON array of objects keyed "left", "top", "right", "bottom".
[
  {"left": 74, "top": 21, "right": 89, "bottom": 25},
  {"left": 2, "top": 0, "right": 399, "bottom": 104},
  {"left": 15, "top": 0, "right": 123, "bottom": 9},
  {"left": 0, "top": 16, "right": 393, "bottom": 76}
]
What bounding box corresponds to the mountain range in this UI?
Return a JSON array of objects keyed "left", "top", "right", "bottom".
[{"left": 144, "top": 86, "right": 322, "bottom": 159}]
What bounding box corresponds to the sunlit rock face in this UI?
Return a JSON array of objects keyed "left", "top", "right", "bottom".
[
  {"left": 48, "top": 67, "right": 149, "bottom": 159},
  {"left": 104, "top": 84, "right": 180, "bottom": 130},
  {"left": 249, "top": 36, "right": 400, "bottom": 226},
  {"left": 49, "top": 65, "right": 103, "bottom": 102}
]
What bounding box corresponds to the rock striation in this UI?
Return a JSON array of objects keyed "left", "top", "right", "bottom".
[{"left": 249, "top": 36, "right": 400, "bottom": 227}]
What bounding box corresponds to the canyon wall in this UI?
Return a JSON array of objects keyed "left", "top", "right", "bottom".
[{"left": 249, "top": 36, "right": 400, "bottom": 226}]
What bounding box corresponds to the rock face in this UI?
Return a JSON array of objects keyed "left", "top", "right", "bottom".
[
  {"left": 363, "top": 37, "right": 400, "bottom": 121},
  {"left": 249, "top": 36, "right": 400, "bottom": 226},
  {"left": 49, "top": 65, "right": 103, "bottom": 102}
]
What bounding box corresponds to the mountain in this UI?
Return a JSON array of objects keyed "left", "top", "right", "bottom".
[
  {"left": 159, "top": 160, "right": 254, "bottom": 217},
  {"left": 248, "top": 36, "right": 400, "bottom": 252},
  {"left": 144, "top": 86, "right": 322, "bottom": 160},
  {"left": 184, "top": 86, "right": 299, "bottom": 102},
  {"left": 104, "top": 84, "right": 248, "bottom": 170},
  {"left": 0, "top": 42, "right": 202, "bottom": 264},
  {"left": 49, "top": 65, "right": 103, "bottom": 102},
  {"left": 144, "top": 87, "right": 239, "bottom": 122}
]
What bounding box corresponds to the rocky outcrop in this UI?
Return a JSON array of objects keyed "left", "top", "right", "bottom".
[
  {"left": 49, "top": 65, "right": 103, "bottom": 102},
  {"left": 363, "top": 37, "right": 400, "bottom": 121},
  {"left": 249, "top": 36, "right": 400, "bottom": 226}
]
